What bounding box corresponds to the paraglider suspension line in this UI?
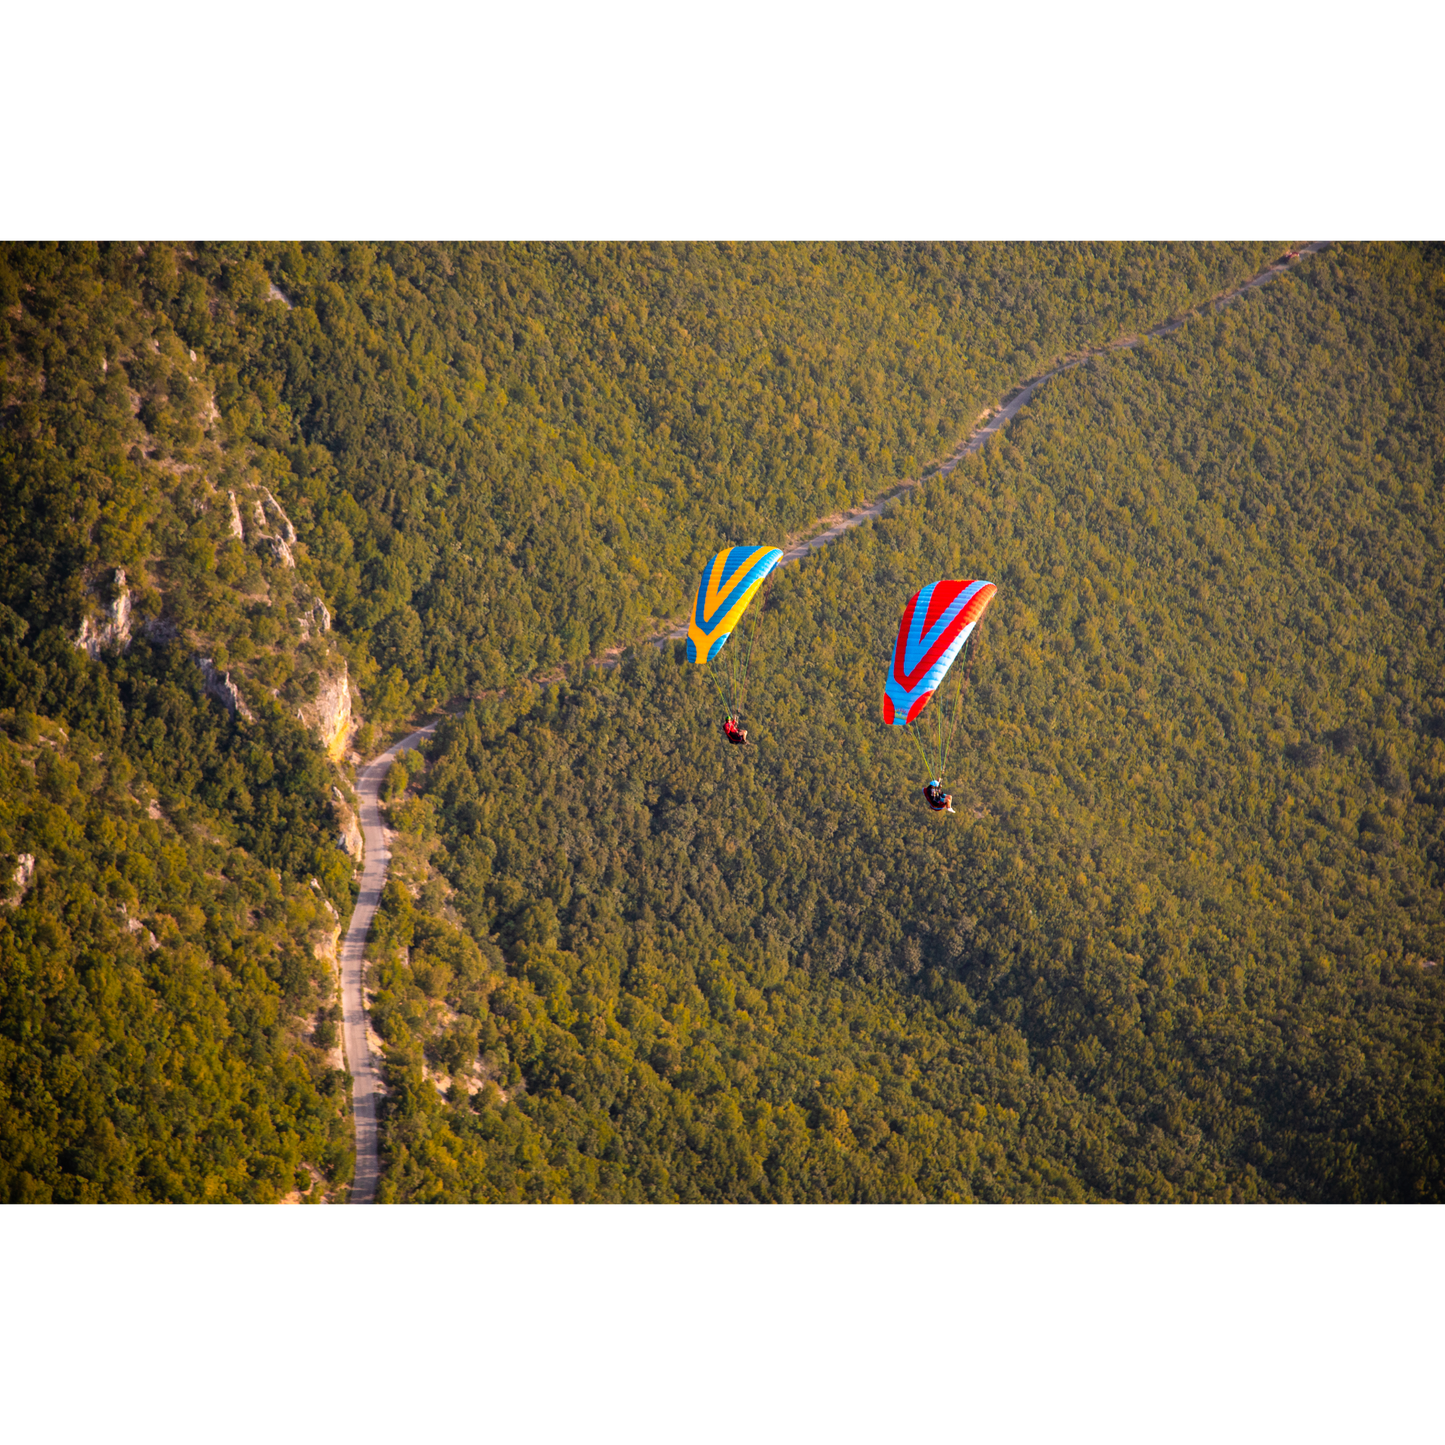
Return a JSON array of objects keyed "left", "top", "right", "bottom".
[
  {"left": 939, "top": 631, "right": 978, "bottom": 784},
  {"left": 903, "top": 711, "right": 934, "bottom": 781},
  {"left": 714, "top": 570, "right": 775, "bottom": 727},
  {"left": 737, "top": 572, "right": 771, "bottom": 716},
  {"left": 706, "top": 656, "right": 735, "bottom": 722}
]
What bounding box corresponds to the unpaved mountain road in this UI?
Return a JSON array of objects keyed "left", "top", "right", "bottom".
[
  {"left": 340, "top": 243, "right": 1327, "bottom": 1199},
  {"left": 339, "top": 721, "right": 436, "bottom": 1203},
  {"left": 592, "top": 243, "right": 1330, "bottom": 661}
]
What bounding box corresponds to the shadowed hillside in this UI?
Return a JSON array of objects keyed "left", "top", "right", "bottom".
[{"left": 369, "top": 244, "right": 1445, "bottom": 1202}]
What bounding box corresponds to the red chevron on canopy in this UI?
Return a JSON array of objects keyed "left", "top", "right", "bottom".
[{"left": 891, "top": 581, "right": 995, "bottom": 693}]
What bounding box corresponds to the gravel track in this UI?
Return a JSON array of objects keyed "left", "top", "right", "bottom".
[{"left": 338, "top": 243, "right": 1328, "bottom": 1199}]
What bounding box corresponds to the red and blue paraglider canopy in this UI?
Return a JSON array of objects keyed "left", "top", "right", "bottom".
[{"left": 884, "top": 579, "right": 996, "bottom": 805}]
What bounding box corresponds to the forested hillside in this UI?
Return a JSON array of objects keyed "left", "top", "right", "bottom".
[
  {"left": 369, "top": 244, "right": 1445, "bottom": 1202},
  {"left": 9, "top": 240, "right": 1429, "bottom": 1205},
  {"left": 0, "top": 695, "right": 352, "bottom": 1201},
  {"left": 110, "top": 241, "right": 1277, "bottom": 717},
  {"left": 5, "top": 242, "right": 1282, "bottom": 726},
  {"left": 0, "top": 246, "right": 360, "bottom": 1199}
]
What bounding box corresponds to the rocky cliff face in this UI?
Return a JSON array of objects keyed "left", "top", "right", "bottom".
[
  {"left": 71, "top": 471, "right": 357, "bottom": 769},
  {"left": 241, "top": 485, "right": 297, "bottom": 567},
  {"left": 295, "top": 596, "right": 332, "bottom": 645},
  {"left": 75, "top": 569, "right": 133, "bottom": 659},
  {"left": 5, "top": 853, "right": 36, "bottom": 908},
  {"left": 197, "top": 656, "right": 256, "bottom": 722},
  {"left": 332, "top": 791, "right": 364, "bottom": 855},
  {"left": 311, "top": 888, "right": 342, "bottom": 966},
  {"left": 332, "top": 786, "right": 363, "bottom": 860},
  {"left": 300, "top": 663, "right": 353, "bottom": 761},
  {"left": 260, "top": 488, "right": 297, "bottom": 545},
  {"left": 120, "top": 904, "right": 159, "bottom": 951}
]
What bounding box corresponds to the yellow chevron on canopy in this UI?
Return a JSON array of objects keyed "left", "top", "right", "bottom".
[{"left": 686, "top": 546, "right": 782, "bottom": 666}]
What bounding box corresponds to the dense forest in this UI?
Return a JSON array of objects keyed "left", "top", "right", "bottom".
[
  {"left": 0, "top": 688, "right": 352, "bottom": 1202},
  {"left": 3, "top": 241, "right": 1279, "bottom": 721},
  {"left": 5, "top": 239, "right": 1439, "bottom": 1202},
  {"left": 366, "top": 243, "right": 1445, "bottom": 1202},
  {"left": 0, "top": 245, "right": 362, "bottom": 1200}
]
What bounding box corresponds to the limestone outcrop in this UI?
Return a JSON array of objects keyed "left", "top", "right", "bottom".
[
  {"left": 197, "top": 656, "right": 256, "bottom": 722},
  {"left": 75, "top": 569, "right": 133, "bottom": 659},
  {"left": 303, "top": 664, "right": 353, "bottom": 761},
  {"left": 311, "top": 887, "right": 342, "bottom": 966},
  {"left": 296, "top": 596, "right": 332, "bottom": 641},
  {"left": 120, "top": 904, "right": 159, "bottom": 951},
  {"left": 5, "top": 853, "right": 36, "bottom": 908},
  {"left": 332, "top": 786, "right": 363, "bottom": 860},
  {"left": 259, "top": 488, "right": 297, "bottom": 545},
  {"left": 233, "top": 482, "right": 299, "bottom": 568}
]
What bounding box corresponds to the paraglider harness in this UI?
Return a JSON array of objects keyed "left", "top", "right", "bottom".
[
  {"left": 922, "top": 780, "right": 951, "bottom": 813},
  {"left": 723, "top": 717, "right": 748, "bottom": 747}
]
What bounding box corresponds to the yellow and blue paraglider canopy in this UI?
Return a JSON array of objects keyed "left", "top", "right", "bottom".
[{"left": 686, "top": 546, "right": 783, "bottom": 665}]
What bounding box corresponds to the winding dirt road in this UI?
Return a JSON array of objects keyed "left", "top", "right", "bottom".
[
  {"left": 596, "top": 243, "right": 1329, "bottom": 659},
  {"left": 337, "top": 242, "right": 1327, "bottom": 1199},
  {"left": 340, "top": 721, "right": 436, "bottom": 1203}
]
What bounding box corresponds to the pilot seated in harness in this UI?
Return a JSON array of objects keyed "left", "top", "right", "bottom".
[
  {"left": 723, "top": 716, "right": 749, "bottom": 747},
  {"left": 922, "top": 779, "right": 955, "bottom": 814}
]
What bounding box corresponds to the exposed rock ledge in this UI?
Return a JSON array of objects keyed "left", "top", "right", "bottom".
[
  {"left": 299, "top": 663, "right": 353, "bottom": 761},
  {"left": 247, "top": 487, "right": 297, "bottom": 568},
  {"left": 120, "top": 904, "right": 159, "bottom": 951},
  {"left": 75, "top": 569, "right": 133, "bottom": 658},
  {"left": 299, "top": 596, "right": 331, "bottom": 635},
  {"left": 5, "top": 853, "right": 36, "bottom": 908},
  {"left": 197, "top": 656, "right": 256, "bottom": 722},
  {"left": 259, "top": 488, "right": 297, "bottom": 545},
  {"left": 75, "top": 570, "right": 176, "bottom": 657},
  {"left": 311, "top": 885, "right": 342, "bottom": 965},
  {"left": 332, "top": 786, "right": 363, "bottom": 859}
]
